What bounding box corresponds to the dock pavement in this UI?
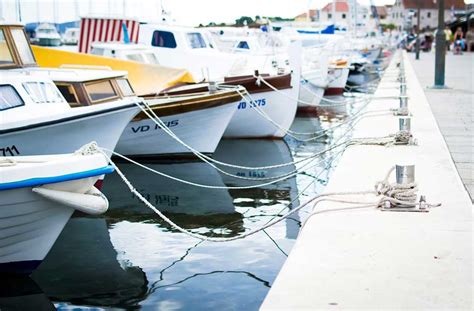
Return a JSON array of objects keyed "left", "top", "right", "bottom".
[
  {"left": 409, "top": 52, "right": 473, "bottom": 201},
  {"left": 260, "top": 51, "right": 473, "bottom": 310}
]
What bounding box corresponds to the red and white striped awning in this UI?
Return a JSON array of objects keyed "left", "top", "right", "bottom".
[{"left": 79, "top": 17, "right": 140, "bottom": 53}]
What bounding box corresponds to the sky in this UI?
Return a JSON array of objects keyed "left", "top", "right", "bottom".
[{"left": 0, "top": 0, "right": 472, "bottom": 26}]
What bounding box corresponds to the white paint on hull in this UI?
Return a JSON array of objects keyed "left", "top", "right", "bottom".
[
  {"left": 223, "top": 88, "right": 298, "bottom": 138},
  {"left": 116, "top": 102, "right": 237, "bottom": 156},
  {"left": 1, "top": 107, "right": 138, "bottom": 157}
]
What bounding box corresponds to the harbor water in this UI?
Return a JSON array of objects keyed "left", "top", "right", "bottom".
[{"left": 3, "top": 96, "right": 370, "bottom": 310}]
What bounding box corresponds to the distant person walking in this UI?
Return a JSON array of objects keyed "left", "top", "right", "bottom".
[
  {"left": 453, "top": 27, "right": 464, "bottom": 54},
  {"left": 465, "top": 27, "right": 474, "bottom": 52},
  {"left": 444, "top": 26, "right": 452, "bottom": 51}
]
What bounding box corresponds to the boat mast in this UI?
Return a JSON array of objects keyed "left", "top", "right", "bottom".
[
  {"left": 332, "top": 0, "right": 336, "bottom": 26},
  {"left": 16, "top": 0, "right": 22, "bottom": 22}
]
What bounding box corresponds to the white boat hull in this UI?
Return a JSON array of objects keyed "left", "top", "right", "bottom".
[
  {"left": 325, "top": 67, "right": 350, "bottom": 95},
  {"left": 298, "top": 79, "right": 325, "bottom": 108},
  {"left": 0, "top": 178, "right": 100, "bottom": 274},
  {"left": 223, "top": 88, "right": 298, "bottom": 138},
  {"left": 0, "top": 107, "right": 138, "bottom": 157},
  {"left": 116, "top": 101, "right": 237, "bottom": 156}
]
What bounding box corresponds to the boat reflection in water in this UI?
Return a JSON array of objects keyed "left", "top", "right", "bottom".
[
  {"left": 103, "top": 140, "right": 302, "bottom": 309},
  {"left": 0, "top": 276, "right": 55, "bottom": 311},
  {"left": 214, "top": 139, "right": 301, "bottom": 240},
  {"left": 103, "top": 160, "right": 242, "bottom": 237},
  {"left": 30, "top": 217, "right": 148, "bottom": 309}
]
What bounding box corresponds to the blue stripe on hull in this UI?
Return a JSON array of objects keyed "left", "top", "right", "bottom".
[
  {"left": 0, "top": 165, "right": 114, "bottom": 191},
  {"left": 0, "top": 260, "right": 42, "bottom": 275}
]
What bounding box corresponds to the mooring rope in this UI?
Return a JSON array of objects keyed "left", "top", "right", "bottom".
[{"left": 78, "top": 141, "right": 438, "bottom": 243}]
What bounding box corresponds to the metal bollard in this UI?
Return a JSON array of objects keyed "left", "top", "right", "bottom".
[
  {"left": 399, "top": 117, "right": 411, "bottom": 132},
  {"left": 208, "top": 81, "right": 217, "bottom": 94},
  {"left": 396, "top": 164, "right": 415, "bottom": 184},
  {"left": 400, "top": 83, "right": 407, "bottom": 95}
]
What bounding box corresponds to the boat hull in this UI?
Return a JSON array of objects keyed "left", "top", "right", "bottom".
[
  {"left": 0, "top": 107, "right": 137, "bottom": 157},
  {"left": 298, "top": 79, "right": 325, "bottom": 108},
  {"left": 37, "top": 38, "right": 61, "bottom": 47},
  {"left": 0, "top": 177, "right": 100, "bottom": 275},
  {"left": 223, "top": 88, "right": 298, "bottom": 138},
  {"left": 116, "top": 101, "right": 237, "bottom": 157},
  {"left": 324, "top": 67, "right": 350, "bottom": 96}
]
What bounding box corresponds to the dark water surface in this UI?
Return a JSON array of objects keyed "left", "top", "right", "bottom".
[{"left": 2, "top": 96, "right": 368, "bottom": 310}]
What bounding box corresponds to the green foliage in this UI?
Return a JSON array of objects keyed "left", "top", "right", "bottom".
[{"left": 381, "top": 23, "right": 397, "bottom": 31}]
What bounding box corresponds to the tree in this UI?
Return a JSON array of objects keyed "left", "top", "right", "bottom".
[{"left": 235, "top": 16, "right": 254, "bottom": 26}]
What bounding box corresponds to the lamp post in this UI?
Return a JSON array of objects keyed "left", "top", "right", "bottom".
[
  {"left": 415, "top": 5, "right": 421, "bottom": 59},
  {"left": 434, "top": 0, "right": 446, "bottom": 87}
]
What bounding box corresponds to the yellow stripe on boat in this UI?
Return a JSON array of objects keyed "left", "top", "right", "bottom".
[{"left": 32, "top": 46, "right": 195, "bottom": 95}]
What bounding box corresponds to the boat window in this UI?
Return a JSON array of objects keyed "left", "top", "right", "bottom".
[
  {"left": 56, "top": 83, "right": 80, "bottom": 107},
  {"left": 23, "top": 82, "right": 64, "bottom": 104},
  {"left": 126, "top": 53, "right": 145, "bottom": 62},
  {"left": 236, "top": 41, "right": 250, "bottom": 49},
  {"left": 143, "top": 52, "right": 159, "bottom": 64},
  {"left": 0, "top": 30, "right": 14, "bottom": 66},
  {"left": 186, "top": 32, "right": 207, "bottom": 49},
  {"left": 116, "top": 78, "right": 135, "bottom": 97},
  {"left": 90, "top": 47, "right": 105, "bottom": 56},
  {"left": 10, "top": 28, "right": 36, "bottom": 65},
  {"left": 151, "top": 31, "right": 177, "bottom": 48},
  {"left": 0, "top": 85, "right": 24, "bottom": 111},
  {"left": 85, "top": 80, "right": 118, "bottom": 102}
]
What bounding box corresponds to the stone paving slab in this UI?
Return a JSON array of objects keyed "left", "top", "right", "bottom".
[{"left": 409, "top": 52, "right": 473, "bottom": 201}]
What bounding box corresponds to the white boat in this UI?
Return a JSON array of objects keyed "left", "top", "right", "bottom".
[
  {"left": 116, "top": 88, "right": 242, "bottom": 156},
  {"left": 325, "top": 61, "right": 350, "bottom": 96},
  {"left": 62, "top": 27, "right": 80, "bottom": 45},
  {"left": 84, "top": 21, "right": 300, "bottom": 139},
  {"left": 34, "top": 23, "right": 61, "bottom": 47},
  {"left": 221, "top": 74, "right": 299, "bottom": 138},
  {"left": 0, "top": 71, "right": 140, "bottom": 158},
  {"left": 0, "top": 148, "right": 112, "bottom": 274},
  {"left": 0, "top": 24, "right": 143, "bottom": 158},
  {"left": 30, "top": 66, "right": 241, "bottom": 157}
]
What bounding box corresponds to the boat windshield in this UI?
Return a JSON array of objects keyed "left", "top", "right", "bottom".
[
  {"left": 0, "top": 85, "right": 24, "bottom": 111},
  {"left": 186, "top": 32, "right": 207, "bottom": 49},
  {"left": 23, "top": 82, "right": 64, "bottom": 104},
  {"left": 0, "top": 30, "right": 15, "bottom": 67},
  {"left": 116, "top": 78, "right": 135, "bottom": 96},
  {"left": 10, "top": 28, "right": 36, "bottom": 65}
]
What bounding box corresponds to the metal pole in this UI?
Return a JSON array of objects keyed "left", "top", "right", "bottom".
[
  {"left": 415, "top": 6, "right": 421, "bottom": 59},
  {"left": 434, "top": 0, "right": 446, "bottom": 87}
]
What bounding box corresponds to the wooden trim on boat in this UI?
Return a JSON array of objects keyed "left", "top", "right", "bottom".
[
  {"left": 156, "top": 73, "right": 292, "bottom": 97},
  {"left": 223, "top": 73, "right": 292, "bottom": 94},
  {"left": 134, "top": 91, "right": 240, "bottom": 120}
]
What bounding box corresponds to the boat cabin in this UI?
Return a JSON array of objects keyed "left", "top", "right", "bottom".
[
  {"left": 90, "top": 42, "right": 160, "bottom": 65},
  {"left": 0, "top": 23, "right": 138, "bottom": 108},
  {"left": 24, "top": 67, "right": 137, "bottom": 107},
  {"left": 137, "top": 24, "right": 242, "bottom": 80},
  {"left": 0, "top": 71, "right": 71, "bottom": 126}
]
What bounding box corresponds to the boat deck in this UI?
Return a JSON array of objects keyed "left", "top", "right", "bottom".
[{"left": 260, "top": 51, "right": 473, "bottom": 310}]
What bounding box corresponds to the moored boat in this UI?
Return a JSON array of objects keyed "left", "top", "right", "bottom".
[
  {"left": 0, "top": 24, "right": 143, "bottom": 157},
  {"left": 34, "top": 23, "right": 61, "bottom": 47},
  {"left": 0, "top": 147, "right": 112, "bottom": 274}
]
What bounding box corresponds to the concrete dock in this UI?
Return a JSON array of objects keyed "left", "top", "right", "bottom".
[
  {"left": 261, "top": 51, "right": 473, "bottom": 310},
  {"left": 409, "top": 52, "right": 473, "bottom": 201}
]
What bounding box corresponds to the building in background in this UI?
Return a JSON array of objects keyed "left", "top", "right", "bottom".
[{"left": 387, "top": 0, "right": 466, "bottom": 32}]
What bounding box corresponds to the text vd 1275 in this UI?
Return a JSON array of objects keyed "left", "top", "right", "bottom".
[{"left": 237, "top": 98, "right": 266, "bottom": 110}]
